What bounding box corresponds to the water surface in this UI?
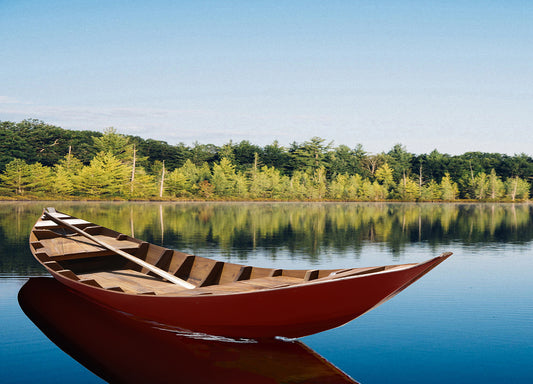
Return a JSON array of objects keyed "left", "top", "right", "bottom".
[{"left": 1, "top": 202, "right": 532, "bottom": 383}]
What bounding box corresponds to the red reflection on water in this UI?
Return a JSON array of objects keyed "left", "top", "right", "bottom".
[{"left": 18, "top": 277, "right": 357, "bottom": 384}]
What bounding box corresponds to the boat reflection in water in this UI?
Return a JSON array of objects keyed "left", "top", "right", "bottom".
[{"left": 18, "top": 277, "right": 358, "bottom": 384}]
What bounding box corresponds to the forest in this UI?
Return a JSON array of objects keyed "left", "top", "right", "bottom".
[{"left": 1, "top": 119, "right": 532, "bottom": 201}]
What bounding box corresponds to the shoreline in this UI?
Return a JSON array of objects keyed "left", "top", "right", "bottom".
[{"left": 0, "top": 196, "right": 530, "bottom": 204}]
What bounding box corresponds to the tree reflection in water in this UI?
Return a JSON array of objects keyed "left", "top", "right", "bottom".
[{"left": 1, "top": 202, "right": 532, "bottom": 273}]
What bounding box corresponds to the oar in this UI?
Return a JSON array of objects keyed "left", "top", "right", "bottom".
[{"left": 42, "top": 209, "right": 196, "bottom": 290}]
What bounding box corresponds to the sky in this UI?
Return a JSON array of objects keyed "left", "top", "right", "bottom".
[{"left": 1, "top": 1, "right": 532, "bottom": 155}]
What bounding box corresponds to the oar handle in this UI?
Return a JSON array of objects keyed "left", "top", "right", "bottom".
[{"left": 42, "top": 209, "right": 195, "bottom": 290}]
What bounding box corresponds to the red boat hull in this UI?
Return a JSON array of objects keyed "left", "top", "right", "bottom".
[{"left": 51, "top": 255, "right": 449, "bottom": 338}]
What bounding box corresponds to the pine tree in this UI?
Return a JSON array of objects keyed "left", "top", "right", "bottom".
[
  {"left": 75, "top": 152, "right": 129, "bottom": 197},
  {"left": 440, "top": 173, "right": 458, "bottom": 201}
]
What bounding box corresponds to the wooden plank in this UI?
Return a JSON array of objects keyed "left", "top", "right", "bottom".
[
  {"left": 33, "top": 229, "right": 63, "bottom": 240},
  {"left": 83, "top": 226, "right": 103, "bottom": 235},
  {"left": 107, "top": 286, "right": 125, "bottom": 292},
  {"left": 173, "top": 255, "right": 195, "bottom": 279},
  {"left": 198, "top": 261, "right": 224, "bottom": 287},
  {"left": 324, "top": 266, "right": 386, "bottom": 280},
  {"left": 43, "top": 261, "right": 63, "bottom": 271},
  {"left": 58, "top": 269, "right": 80, "bottom": 280},
  {"left": 34, "top": 250, "right": 50, "bottom": 262},
  {"left": 38, "top": 234, "right": 140, "bottom": 260},
  {"left": 30, "top": 241, "right": 44, "bottom": 250},
  {"left": 79, "top": 279, "right": 103, "bottom": 288},
  {"left": 249, "top": 267, "right": 275, "bottom": 279},
  {"left": 235, "top": 265, "right": 252, "bottom": 281},
  {"left": 77, "top": 269, "right": 185, "bottom": 295},
  {"left": 231, "top": 276, "right": 302, "bottom": 289},
  {"left": 154, "top": 249, "right": 174, "bottom": 271},
  {"left": 304, "top": 269, "right": 319, "bottom": 281},
  {"left": 186, "top": 275, "right": 304, "bottom": 295},
  {"left": 217, "top": 263, "right": 250, "bottom": 284},
  {"left": 145, "top": 249, "right": 174, "bottom": 277},
  {"left": 35, "top": 218, "right": 91, "bottom": 228},
  {"left": 268, "top": 269, "right": 283, "bottom": 277}
]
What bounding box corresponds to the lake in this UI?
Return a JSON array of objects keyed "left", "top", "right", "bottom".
[{"left": 1, "top": 201, "right": 532, "bottom": 383}]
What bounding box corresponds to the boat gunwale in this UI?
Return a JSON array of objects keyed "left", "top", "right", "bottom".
[
  {"left": 40, "top": 254, "right": 450, "bottom": 299},
  {"left": 30, "top": 210, "right": 451, "bottom": 299}
]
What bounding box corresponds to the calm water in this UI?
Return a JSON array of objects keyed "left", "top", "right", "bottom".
[{"left": 1, "top": 201, "right": 532, "bottom": 383}]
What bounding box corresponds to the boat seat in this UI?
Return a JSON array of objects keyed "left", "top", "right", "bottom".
[
  {"left": 37, "top": 234, "right": 141, "bottom": 261},
  {"left": 34, "top": 218, "right": 92, "bottom": 229}
]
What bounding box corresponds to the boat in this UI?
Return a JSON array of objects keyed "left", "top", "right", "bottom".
[
  {"left": 19, "top": 277, "right": 359, "bottom": 384},
  {"left": 30, "top": 208, "right": 451, "bottom": 339}
]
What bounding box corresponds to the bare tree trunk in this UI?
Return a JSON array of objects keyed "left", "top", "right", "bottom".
[
  {"left": 131, "top": 144, "right": 136, "bottom": 194},
  {"left": 159, "top": 160, "right": 165, "bottom": 198},
  {"left": 511, "top": 177, "right": 518, "bottom": 201}
]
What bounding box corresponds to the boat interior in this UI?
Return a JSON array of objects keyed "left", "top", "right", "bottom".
[{"left": 30, "top": 213, "right": 416, "bottom": 296}]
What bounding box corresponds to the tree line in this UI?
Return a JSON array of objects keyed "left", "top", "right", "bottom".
[{"left": 0, "top": 119, "right": 532, "bottom": 201}]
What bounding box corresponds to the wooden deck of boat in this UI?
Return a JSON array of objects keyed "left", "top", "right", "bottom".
[
  {"left": 37, "top": 235, "right": 140, "bottom": 260},
  {"left": 77, "top": 269, "right": 305, "bottom": 296}
]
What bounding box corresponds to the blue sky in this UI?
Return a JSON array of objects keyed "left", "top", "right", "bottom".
[{"left": 1, "top": 1, "right": 532, "bottom": 155}]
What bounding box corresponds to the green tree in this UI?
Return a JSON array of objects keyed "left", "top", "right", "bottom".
[
  {"left": 419, "top": 180, "right": 441, "bottom": 201},
  {"left": 53, "top": 166, "right": 73, "bottom": 195},
  {"left": 52, "top": 152, "right": 84, "bottom": 196},
  {"left": 166, "top": 160, "right": 206, "bottom": 197},
  {"left": 0, "top": 159, "right": 51, "bottom": 195},
  {"left": 218, "top": 141, "right": 236, "bottom": 163},
  {"left": 92, "top": 127, "right": 133, "bottom": 160},
  {"left": 397, "top": 177, "right": 420, "bottom": 201},
  {"left": 472, "top": 172, "right": 489, "bottom": 200},
  {"left": 190, "top": 142, "right": 218, "bottom": 166},
  {"left": 419, "top": 149, "right": 451, "bottom": 182},
  {"left": 133, "top": 139, "right": 188, "bottom": 171},
  {"left": 362, "top": 153, "right": 385, "bottom": 179},
  {"left": 329, "top": 174, "right": 348, "bottom": 199},
  {"left": 250, "top": 166, "right": 284, "bottom": 199},
  {"left": 232, "top": 140, "right": 263, "bottom": 173},
  {"left": 375, "top": 163, "right": 395, "bottom": 198},
  {"left": 505, "top": 176, "right": 530, "bottom": 201},
  {"left": 311, "top": 167, "right": 328, "bottom": 199},
  {"left": 359, "top": 179, "right": 387, "bottom": 201},
  {"left": 166, "top": 168, "right": 188, "bottom": 197},
  {"left": 211, "top": 158, "right": 243, "bottom": 197},
  {"left": 290, "top": 137, "right": 332, "bottom": 174},
  {"left": 0, "top": 159, "right": 31, "bottom": 194},
  {"left": 487, "top": 169, "right": 505, "bottom": 200},
  {"left": 386, "top": 144, "right": 413, "bottom": 183},
  {"left": 74, "top": 152, "right": 129, "bottom": 197},
  {"left": 286, "top": 171, "right": 308, "bottom": 199},
  {"left": 262, "top": 141, "right": 291, "bottom": 174},
  {"left": 345, "top": 174, "right": 363, "bottom": 200},
  {"left": 329, "top": 144, "right": 366, "bottom": 176},
  {"left": 128, "top": 167, "right": 156, "bottom": 198},
  {"left": 440, "top": 173, "right": 458, "bottom": 201}
]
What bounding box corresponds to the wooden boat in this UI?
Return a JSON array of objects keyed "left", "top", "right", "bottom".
[
  {"left": 30, "top": 208, "right": 451, "bottom": 339},
  {"left": 19, "top": 277, "right": 359, "bottom": 384}
]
